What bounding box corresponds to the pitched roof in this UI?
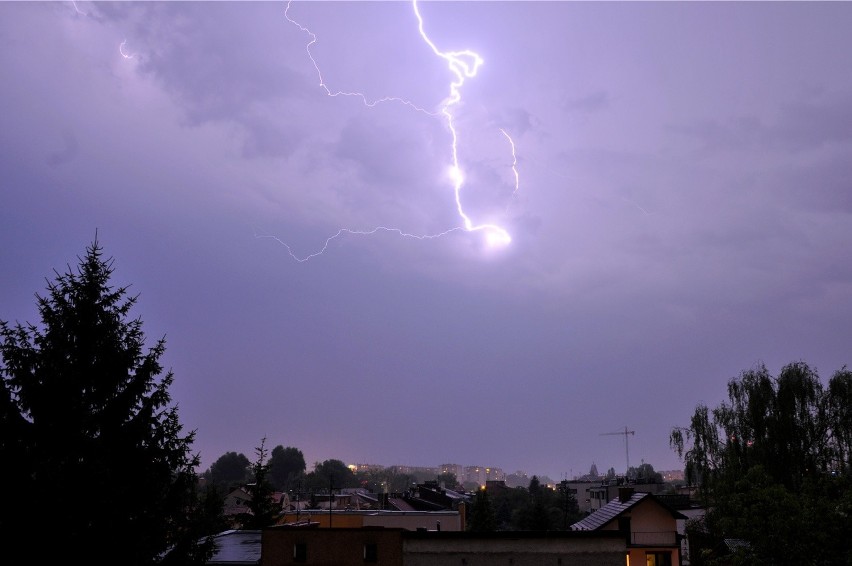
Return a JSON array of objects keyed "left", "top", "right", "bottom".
[
  {"left": 571, "top": 492, "right": 649, "bottom": 531},
  {"left": 570, "top": 492, "right": 687, "bottom": 531}
]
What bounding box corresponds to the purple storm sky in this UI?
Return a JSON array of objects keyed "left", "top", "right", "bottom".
[{"left": 2, "top": 1, "right": 851, "bottom": 481}]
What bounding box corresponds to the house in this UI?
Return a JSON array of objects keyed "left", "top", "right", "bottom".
[
  {"left": 223, "top": 487, "right": 253, "bottom": 521},
  {"left": 571, "top": 487, "right": 687, "bottom": 566},
  {"left": 561, "top": 479, "right": 602, "bottom": 514},
  {"left": 588, "top": 478, "right": 667, "bottom": 512}
]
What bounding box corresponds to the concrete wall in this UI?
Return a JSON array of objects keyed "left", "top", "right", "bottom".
[{"left": 403, "top": 532, "right": 627, "bottom": 566}]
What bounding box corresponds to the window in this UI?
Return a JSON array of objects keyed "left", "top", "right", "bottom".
[
  {"left": 293, "top": 542, "right": 307, "bottom": 562},
  {"left": 364, "top": 542, "right": 378, "bottom": 562},
  {"left": 645, "top": 551, "right": 672, "bottom": 566}
]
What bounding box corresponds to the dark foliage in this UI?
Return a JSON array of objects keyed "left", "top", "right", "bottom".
[
  {"left": 269, "top": 445, "right": 306, "bottom": 491},
  {"left": 207, "top": 450, "right": 251, "bottom": 491},
  {"left": 671, "top": 361, "right": 852, "bottom": 565},
  {"left": 304, "top": 458, "right": 359, "bottom": 491},
  {"left": 241, "top": 438, "right": 279, "bottom": 528},
  {"left": 467, "top": 488, "right": 497, "bottom": 532},
  {"left": 0, "top": 239, "right": 218, "bottom": 565}
]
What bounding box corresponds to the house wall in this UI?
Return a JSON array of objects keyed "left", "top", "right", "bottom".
[
  {"left": 629, "top": 499, "right": 679, "bottom": 537},
  {"left": 261, "top": 528, "right": 405, "bottom": 566},
  {"left": 625, "top": 499, "right": 681, "bottom": 566},
  {"left": 261, "top": 529, "right": 630, "bottom": 566},
  {"left": 566, "top": 481, "right": 600, "bottom": 513},
  {"left": 403, "top": 534, "right": 627, "bottom": 566}
]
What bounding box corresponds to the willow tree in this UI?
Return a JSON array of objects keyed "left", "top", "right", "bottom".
[
  {"left": 0, "top": 239, "right": 215, "bottom": 565},
  {"left": 671, "top": 361, "right": 852, "bottom": 564}
]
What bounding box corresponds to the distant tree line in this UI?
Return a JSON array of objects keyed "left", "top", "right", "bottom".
[
  {"left": 204, "top": 447, "right": 479, "bottom": 499},
  {"left": 467, "top": 475, "right": 583, "bottom": 532}
]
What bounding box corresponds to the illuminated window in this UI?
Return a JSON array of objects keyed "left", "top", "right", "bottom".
[{"left": 646, "top": 551, "right": 672, "bottom": 566}]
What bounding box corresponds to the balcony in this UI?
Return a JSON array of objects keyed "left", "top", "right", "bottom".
[{"left": 631, "top": 531, "right": 678, "bottom": 546}]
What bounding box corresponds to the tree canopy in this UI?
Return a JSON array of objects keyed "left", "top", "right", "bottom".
[
  {"left": 207, "top": 450, "right": 251, "bottom": 491},
  {"left": 269, "top": 444, "right": 306, "bottom": 491},
  {"left": 671, "top": 361, "right": 852, "bottom": 565},
  {"left": 0, "top": 239, "right": 216, "bottom": 565},
  {"left": 304, "top": 458, "right": 359, "bottom": 491},
  {"left": 483, "top": 476, "right": 580, "bottom": 531}
]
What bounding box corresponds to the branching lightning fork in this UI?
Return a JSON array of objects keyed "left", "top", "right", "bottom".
[{"left": 269, "top": 0, "right": 519, "bottom": 261}]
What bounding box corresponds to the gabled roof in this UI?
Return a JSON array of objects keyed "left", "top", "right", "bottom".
[{"left": 571, "top": 492, "right": 687, "bottom": 531}]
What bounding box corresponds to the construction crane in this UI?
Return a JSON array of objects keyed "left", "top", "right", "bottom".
[{"left": 601, "top": 426, "right": 635, "bottom": 473}]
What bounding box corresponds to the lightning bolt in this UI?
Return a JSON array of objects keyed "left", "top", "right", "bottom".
[
  {"left": 501, "top": 128, "right": 520, "bottom": 200},
  {"left": 270, "top": 0, "right": 519, "bottom": 261},
  {"left": 254, "top": 226, "right": 463, "bottom": 264},
  {"left": 284, "top": 2, "right": 434, "bottom": 117},
  {"left": 412, "top": 0, "right": 513, "bottom": 247},
  {"left": 119, "top": 39, "right": 134, "bottom": 59}
]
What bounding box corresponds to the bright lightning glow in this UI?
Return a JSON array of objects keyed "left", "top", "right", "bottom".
[
  {"left": 413, "top": 0, "right": 513, "bottom": 245},
  {"left": 501, "top": 128, "right": 520, "bottom": 199},
  {"left": 255, "top": 226, "right": 463, "bottom": 263},
  {"left": 284, "top": 2, "right": 433, "bottom": 116},
  {"left": 273, "top": 0, "right": 519, "bottom": 261},
  {"left": 119, "top": 39, "right": 134, "bottom": 60}
]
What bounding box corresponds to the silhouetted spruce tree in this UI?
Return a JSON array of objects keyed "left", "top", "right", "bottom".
[
  {"left": 242, "top": 437, "right": 279, "bottom": 528},
  {"left": 0, "top": 239, "right": 215, "bottom": 565}
]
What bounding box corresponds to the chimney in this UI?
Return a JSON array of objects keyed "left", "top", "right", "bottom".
[{"left": 618, "top": 487, "right": 635, "bottom": 503}]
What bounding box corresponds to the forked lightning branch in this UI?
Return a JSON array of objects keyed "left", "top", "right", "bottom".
[{"left": 265, "top": 0, "right": 520, "bottom": 262}]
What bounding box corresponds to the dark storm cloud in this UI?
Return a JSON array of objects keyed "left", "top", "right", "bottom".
[
  {"left": 669, "top": 91, "right": 852, "bottom": 154},
  {"left": 103, "top": 2, "right": 315, "bottom": 158},
  {"left": 46, "top": 130, "right": 80, "bottom": 167},
  {"left": 779, "top": 156, "right": 852, "bottom": 214},
  {"left": 334, "top": 112, "right": 440, "bottom": 188},
  {"left": 563, "top": 90, "right": 610, "bottom": 114}
]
